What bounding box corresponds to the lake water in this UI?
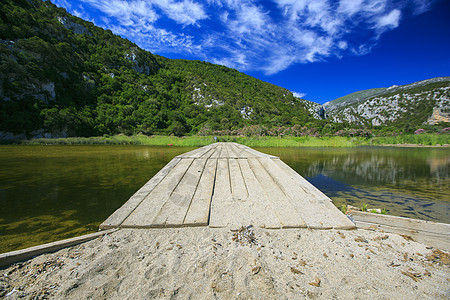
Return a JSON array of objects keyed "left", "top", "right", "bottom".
[{"left": 0, "top": 145, "right": 448, "bottom": 253}]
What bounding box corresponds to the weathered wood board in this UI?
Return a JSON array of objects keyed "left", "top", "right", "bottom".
[
  {"left": 100, "top": 142, "right": 356, "bottom": 230},
  {"left": 350, "top": 211, "right": 450, "bottom": 251}
]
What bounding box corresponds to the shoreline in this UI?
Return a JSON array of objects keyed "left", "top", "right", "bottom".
[
  {"left": 1, "top": 134, "right": 449, "bottom": 148},
  {"left": 1, "top": 227, "right": 448, "bottom": 299}
]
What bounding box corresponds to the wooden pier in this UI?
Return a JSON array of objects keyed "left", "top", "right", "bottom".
[{"left": 100, "top": 143, "right": 356, "bottom": 230}]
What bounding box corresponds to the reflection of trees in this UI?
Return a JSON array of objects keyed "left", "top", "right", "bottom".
[{"left": 276, "top": 148, "right": 449, "bottom": 188}]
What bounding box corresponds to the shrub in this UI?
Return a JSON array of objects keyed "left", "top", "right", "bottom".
[{"left": 414, "top": 128, "right": 426, "bottom": 135}]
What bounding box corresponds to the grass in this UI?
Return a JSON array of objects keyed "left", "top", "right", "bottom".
[
  {"left": 232, "top": 136, "right": 363, "bottom": 147},
  {"left": 370, "top": 134, "right": 449, "bottom": 146},
  {"left": 10, "top": 133, "right": 449, "bottom": 147},
  {"left": 20, "top": 135, "right": 214, "bottom": 147},
  {"left": 361, "top": 203, "right": 368, "bottom": 212}
]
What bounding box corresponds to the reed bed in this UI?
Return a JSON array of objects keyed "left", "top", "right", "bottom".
[{"left": 14, "top": 133, "right": 449, "bottom": 147}]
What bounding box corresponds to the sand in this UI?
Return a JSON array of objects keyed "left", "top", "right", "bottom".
[{"left": 1, "top": 226, "right": 449, "bottom": 299}]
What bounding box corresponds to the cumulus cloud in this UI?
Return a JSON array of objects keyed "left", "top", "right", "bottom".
[
  {"left": 292, "top": 91, "right": 307, "bottom": 98},
  {"left": 54, "top": 0, "right": 434, "bottom": 74}
]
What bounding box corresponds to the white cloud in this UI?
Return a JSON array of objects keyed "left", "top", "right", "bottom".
[
  {"left": 338, "top": 0, "right": 365, "bottom": 16},
  {"left": 228, "top": 4, "right": 270, "bottom": 35},
  {"left": 376, "top": 9, "right": 401, "bottom": 29},
  {"left": 292, "top": 91, "right": 307, "bottom": 98},
  {"left": 80, "top": 0, "right": 206, "bottom": 26},
  {"left": 152, "top": 0, "right": 207, "bottom": 26},
  {"left": 81, "top": 0, "right": 159, "bottom": 24},
  {"left": 338, "top": 41, "right": 348, "bottom": 50},
  {"left": 54, "top": 0, "right": 434, "bottom": 75}
]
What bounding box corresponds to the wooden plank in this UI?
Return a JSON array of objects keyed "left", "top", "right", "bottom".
[
  {"left": 353, "top": 214, "right": 450, "bottom": 252},
  {"left": 230, "top": 143, "right": 258, "bottom": 158},
  {"left": 210, "top": 143, "right": 223, "bottom": 158},
  {"left": 247, "top": 158, "right": 306, "bottom": 228},
  {"left": 0, "top": 229, "right": 118, "bottom": 268},
  {"left": 233, "top": 143, "right": 260, "bottom": 157},
  {"left": 152, "top": 158, "right": 208, "bottom": 227},
  {"left": 351, "top": 211, "right": 450, "bottom": 236},
  {"left": 219, "top": 144, "right": 230, "bottom": 158},
  {"left": 176, "top": 147, "right": 206, "bottom": 158},
  {"left": 183, "top": 159, "right": 218, "bottom": 226},
  {"left": 226, "top": 143, "right": 238, "bottom": 158},
  {"left": 229, "top": 158, "right": 248, "bottom": 201},
  {"left": 209, "top": 158, "right": 235, "bottom": 228},
  {"left": 238, "top": 158, "right": 282, "bottom": 229},
  {"left": 258, "top": 157, "right": 330, "bottom": 229},
  {"left": 272, "top": 159, "right": 332, "bottom": 202},
  {"left": 210, "top": 158, "right": 282, "bottom": 229},
  {"left": 177, "top": 144, "right": 216, "bottom": 158},
  {"left": 273, "top": 160, "right": 355, "bottom": 229},
  {"left": 270, "top": 158, "right": 355, "bottom": 230},
  {"left": 237, "top": 143, "right": 278, "bottom": 158},
  {"left": 197, "top": 144, "right": 218, "bottom": 158},
  {"left": 121, "top": 158, "right": 194, "bottom": 228},
  {"left": 99, "top": 157, "right": 181, "bottom": 229}
]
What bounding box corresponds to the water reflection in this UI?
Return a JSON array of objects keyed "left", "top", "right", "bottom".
[
  {"left": 0, "top": 145, "right": 448, "bottom": 253},
  {"left": 0, "top": 145, "right": 194, "bottom": 253},
  {"left": 257, "top": 147, "right": 449, "bottom": 223}
]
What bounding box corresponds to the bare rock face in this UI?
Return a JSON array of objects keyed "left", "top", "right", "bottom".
[
  {"left": 427, "top": 107, "right": 450, "bottom": 125},
  {"left": 57, "top": 16, "right": 91, "bottom": 35},
  {"left": 40, "top": 81, "right": 55, "bottom": 101},
  {"left": 319, "top": 78, "right": 450, "bottom": 126},
  {"left": 124, "top": 47, "right": 155, "bottom": 76}
]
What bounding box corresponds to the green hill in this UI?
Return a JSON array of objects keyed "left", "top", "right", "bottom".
[{"left": 0, "top": 0, "right": 314, "bottom": 138}]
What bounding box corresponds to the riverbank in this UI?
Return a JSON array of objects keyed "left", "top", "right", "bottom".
[
  {"left": 4, "top": 134, "right": 450, "bottom": 147},
  {"left": 1, "top": 227, "right": 448, "bottom": 299}
]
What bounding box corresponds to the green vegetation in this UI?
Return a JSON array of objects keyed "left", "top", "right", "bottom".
[
  {"left": 1, "top": 0, "right": 448, "bottom": 141},
  {"left": 0, "top": 0, "right": 318, "bottom": 138},
  {"left": 328, "top": 87, "right": 386, "bottom": 108},
  {"left": 361, "top": 203, "right": 368, "bottom": 212},
  {"left": 370, "top": 134, "right": 449, "bottom": 146},
  {"left": 14, "top": 135, "right": 362, "bottom": 147},
  {"left": 12, "top": 133, "right": 448, "bottom": 147},
  {"left": 19, "top": 135, "right": 214, "bottom": 147}
]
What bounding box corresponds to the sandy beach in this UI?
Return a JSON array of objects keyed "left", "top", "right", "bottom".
[{"left": 1, "top": 226, "right": 449, "bottom": 299}]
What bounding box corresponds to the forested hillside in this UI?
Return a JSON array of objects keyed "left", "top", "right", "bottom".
[{"left": 0, "top": 0, "right": 315, "bottom": 138}]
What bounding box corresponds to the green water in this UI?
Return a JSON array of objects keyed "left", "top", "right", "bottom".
[
  {"left": 0, "top": 145, "right": 449, "bottom": 253},
  {"left": 0, "top": 145, "right": 194, "bottom": 253}
]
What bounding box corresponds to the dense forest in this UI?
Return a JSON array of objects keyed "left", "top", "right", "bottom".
[
  {"left": 0, "top": 0, "right": 328, "bottom": 138},
  {"left": 0, "top": 0, "right": 448, "bottom": 139}
]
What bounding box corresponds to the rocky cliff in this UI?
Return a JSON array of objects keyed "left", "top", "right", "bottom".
[{"left": 319, "top": 77, "right": 450, "bottom": 127}]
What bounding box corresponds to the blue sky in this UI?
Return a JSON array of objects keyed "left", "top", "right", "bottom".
[{"left": 53, "top": 0, "right": 450, "bottom": 104}]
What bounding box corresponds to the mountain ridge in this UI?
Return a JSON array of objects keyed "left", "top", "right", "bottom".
[
  {"left": 323, "top": 76, "right": 450, "bottom": 112},
  {"left": 0, "top": 0, "right": 448, "bottom": 139},
  {"left": 310, "top": 77, "right": 450, "bottom": 129}
]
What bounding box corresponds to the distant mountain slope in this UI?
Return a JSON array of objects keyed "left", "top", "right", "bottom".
[
  {"left": 324, "top": 77, "right": 450, "bottom": 113},
  {"left": 323, "top": 88, "right": 385, "bottom": 113},
  {"left": 0, "top": 0, "right": 314, "bottom": 138},
  {"left": 323, "top": 77, "right": 450, "bottom": 129}
]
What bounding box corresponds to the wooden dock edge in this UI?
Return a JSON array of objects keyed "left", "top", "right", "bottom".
[
  {"left": 350, "top": 211, "right": 450, "bottom": 252},
  {"left": 0, "top": 229, "right": 118, "bottom": 269},
  {"left": 100, "top": 157, "right": 181, "bottom": 229}
]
